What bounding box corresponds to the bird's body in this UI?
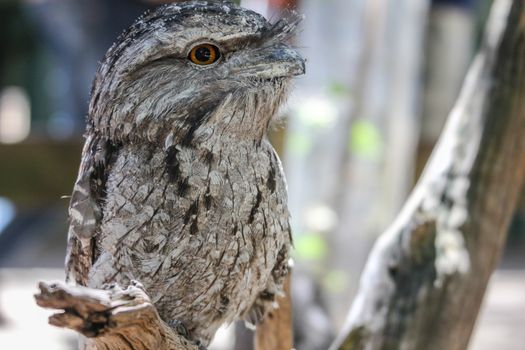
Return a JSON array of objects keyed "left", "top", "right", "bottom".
[{"left": 65, "top": 1, "right": 304, "bottom": 346}]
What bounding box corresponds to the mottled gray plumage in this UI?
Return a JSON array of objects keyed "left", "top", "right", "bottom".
[{"left": 65, "top": 0, "right": 304, "bottom": 346}]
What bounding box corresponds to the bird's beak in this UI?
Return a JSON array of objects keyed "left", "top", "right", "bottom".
[
  {"left": 259, "top": 44, "right": 305, "bottom": 78},
  {"left": 234, "top": 44, "right": 305, "bottom": 80}
]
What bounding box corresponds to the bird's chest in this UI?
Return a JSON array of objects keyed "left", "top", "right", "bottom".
[
  {"left": 88, "top": 140, "right": 291, "bottom": 340},
  {"left": 96, "top": 140, "right": 288, "bottom": 281}
]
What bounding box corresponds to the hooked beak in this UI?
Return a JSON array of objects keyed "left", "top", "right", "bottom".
[
  {"left": 232, "top": 44, "right": 305, "bottom": 80},
  {"left": 262, "top": 44, "right": 305, "bottom": 78}
]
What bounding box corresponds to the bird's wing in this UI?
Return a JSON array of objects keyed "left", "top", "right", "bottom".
[{"left": 65, "top": 134, "right": 116, "bottom": 285}]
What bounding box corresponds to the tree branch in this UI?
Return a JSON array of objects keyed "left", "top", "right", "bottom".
[
  {"left": 255, "top": 275, "right": 293, "bottom": 350},
  {"left": 35, "top": 281, "right": 200, "bottom": 350},
  {"left": 330, "top": 0, "right": 525, "bottom": 349}
]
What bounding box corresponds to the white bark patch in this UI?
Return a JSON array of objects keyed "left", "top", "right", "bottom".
[
  {"left": 430, "top": 175, "right": 472, "bottom": 286},
  {"left": 418, "top": 52, "right": 488, "bottom": 285},
  {"left": 434, "top": 228, "right": 470, "bottom": 283}
]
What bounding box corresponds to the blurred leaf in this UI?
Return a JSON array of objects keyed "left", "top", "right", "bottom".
[
  {"left": 328, "top": 81, "right": 350, "bottom": 97},
  {"left": 294, "top": 232, "right": 327, "bottom": 260},
  {"left": 349, "top": 119, "right": 382, "bottom": 159}
]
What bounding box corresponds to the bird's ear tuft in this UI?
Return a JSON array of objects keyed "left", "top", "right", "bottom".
[{"left": 264, "top": 11, "right": 304, "bottom": 44}]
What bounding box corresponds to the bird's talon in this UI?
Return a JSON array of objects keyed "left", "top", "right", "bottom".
[
  {"left": 168, "top": 319, "right": 189, "bottom": 338},
  {"left": 129, "top": 280, "right": 145, "bottom": 290},
  {"left": 195, "top": 339, "right": 207, "bottom": 350}
]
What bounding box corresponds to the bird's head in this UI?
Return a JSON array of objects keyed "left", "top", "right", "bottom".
[{"left": 89, "top": 0, "right": 305, "bottom": 145}]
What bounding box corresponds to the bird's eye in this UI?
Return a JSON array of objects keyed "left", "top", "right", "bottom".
[{"left": 188, "top": 44, "right": 221, "bottom": 65}]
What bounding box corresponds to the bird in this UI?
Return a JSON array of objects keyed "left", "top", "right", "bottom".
[{"left": 64, "top": 0, "right": 304, "bottom": 347}]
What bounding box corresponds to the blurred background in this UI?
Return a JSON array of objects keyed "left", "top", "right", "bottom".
[{"left": 0, "top": 0, "right": 523, "bottom": 349}]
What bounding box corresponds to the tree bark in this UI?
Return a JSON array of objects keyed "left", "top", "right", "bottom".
[
  {"left": 330, "top": 0, "right": 525, "bottom": 349},
  {"left": 255, "top": 275, "right": 293, "bottom": 350}
]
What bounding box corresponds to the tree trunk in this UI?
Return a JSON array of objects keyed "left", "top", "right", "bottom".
[{"left": 330, "top": 0, "right": 525, "bottom": 349}]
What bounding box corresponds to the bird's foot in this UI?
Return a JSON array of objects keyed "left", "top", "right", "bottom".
[
  {"left": 167, "top": 320, "right": 208, "bottom": 350},
  {"left": 194, "top": 339, "right": 208, "bottom": 350},
  {"left": 168, "top": 319, "right": 190, "bottom": 338}
]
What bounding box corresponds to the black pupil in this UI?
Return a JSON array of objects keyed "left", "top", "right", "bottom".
[{"left": 195, "top": 46, "right": 212, "bottom": 62}]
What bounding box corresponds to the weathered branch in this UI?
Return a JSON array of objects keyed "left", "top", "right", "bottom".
[
  {"left": 35, "top": 277, "right": 294, "bottom": 350},
  {"left": 330, "top": 0, "right": 525, "bottom": 349},
  {"left": 35, "top": 281, "right": 199, "bottom": 350},
  {"left": 255, "top": 275, "right": 293, "bottom": 350}
]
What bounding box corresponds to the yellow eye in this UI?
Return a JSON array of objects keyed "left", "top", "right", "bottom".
[{"left": 188, "top": 44, "right": 221, "bottom": 65}]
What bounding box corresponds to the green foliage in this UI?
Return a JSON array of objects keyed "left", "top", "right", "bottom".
[
  {"left": 348, "top": 120, "right": 382, "bottom": 160},
  {"left": 294, "top": 233, "right": 327, "bottom": 260}
]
